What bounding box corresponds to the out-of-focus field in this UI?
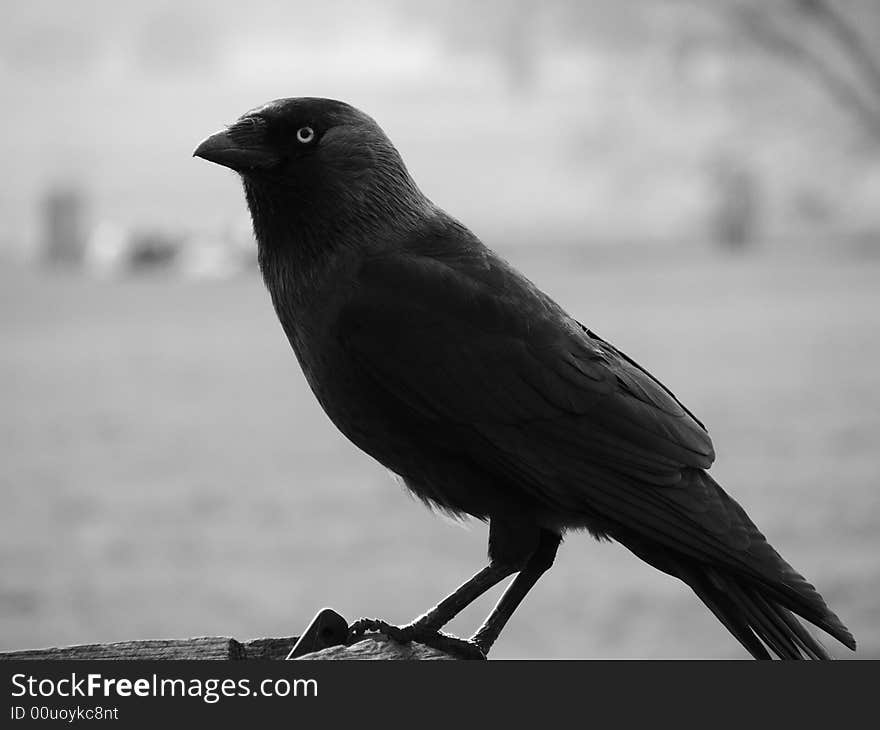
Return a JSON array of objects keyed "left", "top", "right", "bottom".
[{"left": 1, "top": 245, "right": 878, "bottom": 659}]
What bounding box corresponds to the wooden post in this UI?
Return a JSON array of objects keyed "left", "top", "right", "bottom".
[{"left": 0, "top": 635, "right": 459, "bottom": 661}]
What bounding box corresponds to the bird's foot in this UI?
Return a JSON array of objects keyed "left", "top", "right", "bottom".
[{"left": 347, "top": 618, "right": 486, "bottom": 660}]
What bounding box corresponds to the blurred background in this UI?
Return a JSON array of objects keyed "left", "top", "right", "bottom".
[{"left": 1, "top": 0, "right": 878, "bottom": 658}]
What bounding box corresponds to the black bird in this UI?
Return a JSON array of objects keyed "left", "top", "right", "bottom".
[{"left": 194, "top": 98, "right": 855, "bottom": 659}]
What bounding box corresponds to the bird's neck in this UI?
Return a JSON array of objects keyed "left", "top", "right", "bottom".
[{"left": 244, "top": 177, "right": 433, "bottom": 326}]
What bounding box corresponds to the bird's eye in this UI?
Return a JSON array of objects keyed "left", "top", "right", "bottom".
[{"left": 296, "top": 126, "right": 315, "bottom": 144}]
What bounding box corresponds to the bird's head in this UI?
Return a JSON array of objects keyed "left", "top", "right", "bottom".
[{"left": 194, "top": 98, "right": 428, "bottom": 249}]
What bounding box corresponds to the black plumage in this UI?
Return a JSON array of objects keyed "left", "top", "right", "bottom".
[{"left": 194, "top": 97, "right": 855, "bottom": 658}]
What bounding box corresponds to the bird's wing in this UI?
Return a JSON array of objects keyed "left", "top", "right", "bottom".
[
  {"left": 341, "top": 248, "right": 714, "bottom": 479},
  {"left": 339, "top": 249, "right": 813, "bottom": 575}
]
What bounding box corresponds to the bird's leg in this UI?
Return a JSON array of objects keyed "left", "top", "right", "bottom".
[
  {"left": 471, "top": 529, "right": 561, "bottom": 654},
  {"left": 348, "top": 519, "right": 541, "bottom": 659},
  {"left": 401, "top": 562, "right": 518, "bottom": 632},
  {"left": 347, "top": 562, "right": 515, "bottom": 659}
]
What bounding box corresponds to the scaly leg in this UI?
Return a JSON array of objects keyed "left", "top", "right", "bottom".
[{"left": 471, "top": 529, "right": 561, "bottom": 654}]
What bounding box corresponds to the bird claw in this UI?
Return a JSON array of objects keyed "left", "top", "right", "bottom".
[
  {"left": 347, "top": 617, "right": 401, "bottom": 643},
  {"left": 347, "top": 618, "right": 487, "bottom": 660}
]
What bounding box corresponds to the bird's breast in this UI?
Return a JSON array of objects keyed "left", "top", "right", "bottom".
[
  {"left": 289, "top": 319, "right": 415, "bottom": 467},
  {"left": 281, "top": 316, "right": 519, "bottom": 518}
]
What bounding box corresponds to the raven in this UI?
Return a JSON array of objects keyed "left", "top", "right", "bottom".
[{"left": 194, "top": 97, "right": 855, "bottom": 659}]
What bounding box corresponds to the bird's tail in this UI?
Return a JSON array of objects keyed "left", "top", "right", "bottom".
[
  {"left": 617, "top": 508, "right": 856, "bottom": 659},
  {"left": 683, "top": 565, "right": 848, "bottom": 659},
  {"left": 673, "top": 474, "right": 857, "bottom": 659}
]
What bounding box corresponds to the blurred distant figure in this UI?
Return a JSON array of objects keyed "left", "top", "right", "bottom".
[
  {"left": 42, "top": 185, "right": 87, "bottom": 267},
  {"left": 708, "top": 152, "right": 759, "bottom": 251}
]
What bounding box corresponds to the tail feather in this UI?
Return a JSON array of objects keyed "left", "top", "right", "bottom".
[
  {"left": 687, "top": 573, "right": 771, "bottom": 659},
  {"left": 679, "top": 471, "right": 856, "bottom": 652},
  {"left": 750, "top": 574, "right": 855, "bottom": 653},
  {"left": 759, "top": 593, "right": 828, "bottom": 660},
  {"left": 688, "top": 567, "right": 835, "bottom": 659},
  {"left": 616, "top": 516, "right": 856, "bottom": 659}
]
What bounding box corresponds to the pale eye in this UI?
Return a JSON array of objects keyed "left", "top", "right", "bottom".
[{"left": 296, "top": 126, "right": 315, "bottom": 144}]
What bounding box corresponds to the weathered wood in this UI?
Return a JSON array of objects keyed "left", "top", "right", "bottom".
[
  {"left": 296, "top": 636, "right": 456, "bottom": 660},
  {"left": 242, "top": 636, "right": 302, "bottom": 660},
  {"left": 0, "top": 636, "right": 299, "bottom": 661},
  {"left": 0, "top": 635, "right": 460, "bottom": 661}
]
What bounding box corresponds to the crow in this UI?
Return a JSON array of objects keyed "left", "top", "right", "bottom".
[{"left": 194, "top": 97, "right": 855, "bottom": 659}]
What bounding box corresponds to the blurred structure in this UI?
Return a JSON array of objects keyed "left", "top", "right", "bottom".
[
  {"left": 85, "top": 220, "right": 129, "bottom": 276},
  {"left": 41, "top": 185, "right": 87, "bottom": 266},
  {"left": 3, "top": 0, "right": 880, "bottom": 263},
  {"left": 127, "top": 229, "right": 182, "bottom": 271},
  {"left": 707, "top": 150, "right": 760, "bottom": 250}
]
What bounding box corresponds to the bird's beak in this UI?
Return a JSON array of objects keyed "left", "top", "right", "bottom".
[{"left": 193, "top": 123, "right": 278, "bottom": 172}]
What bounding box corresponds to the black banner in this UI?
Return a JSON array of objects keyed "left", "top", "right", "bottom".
[{"left": 2, "top": 660, "right": 875, "bottom": 726}]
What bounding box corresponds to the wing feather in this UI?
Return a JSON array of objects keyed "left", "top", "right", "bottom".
[{"left": 343, "top": 250, "right": 714, "bottom": 480}]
